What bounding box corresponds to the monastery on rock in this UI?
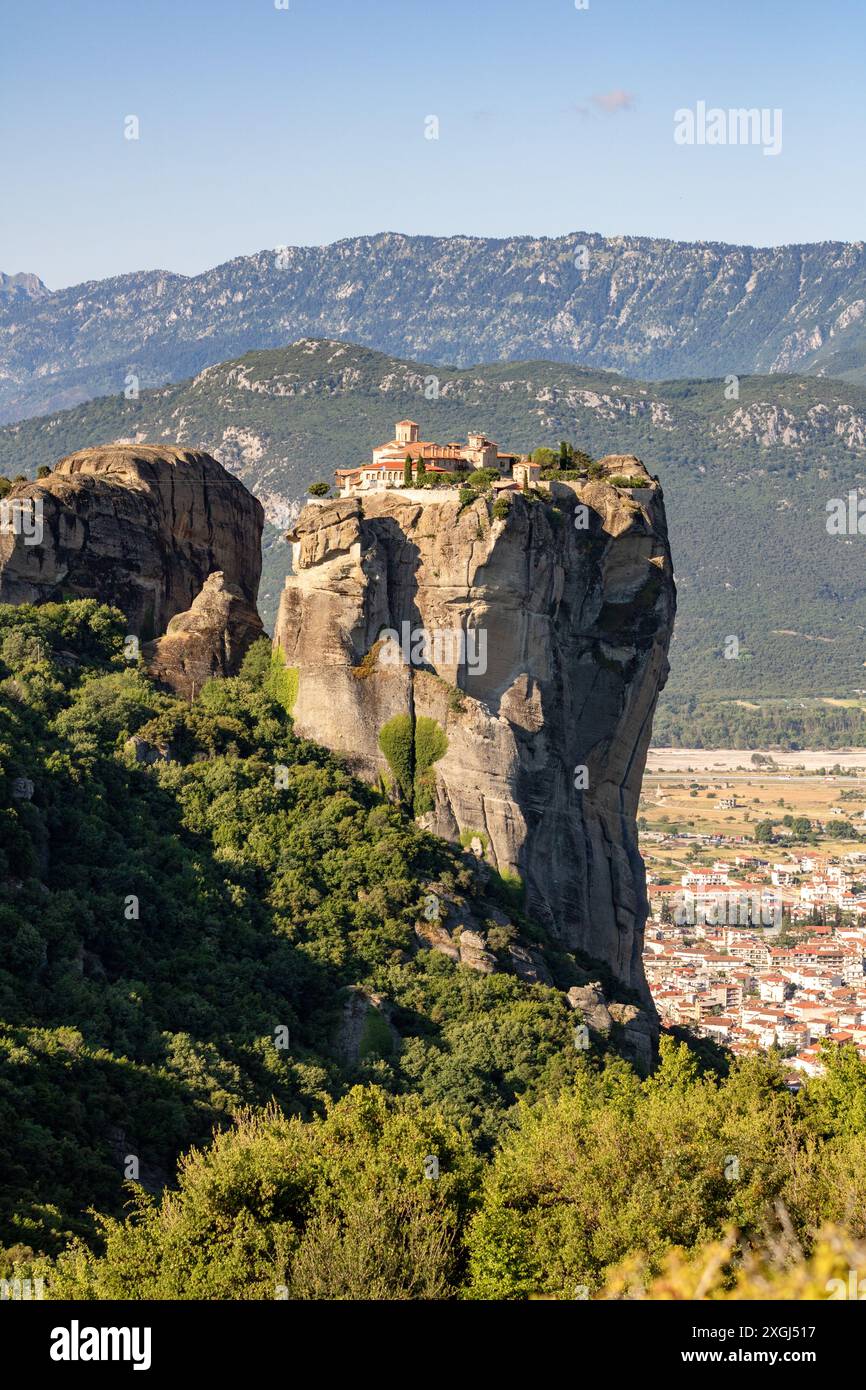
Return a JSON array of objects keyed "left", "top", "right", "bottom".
[{"left": 335, "top": 420, "right": 539, "bottom": 495}]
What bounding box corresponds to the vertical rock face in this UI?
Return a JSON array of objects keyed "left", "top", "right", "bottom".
[
  {"left": 274, "top": 459, "right": 675, "bottom": 1005},
  {"left": 0, "top": 445, "right": 264, "bottom": 639},
  {"left": 141, "top": 571, "right": 264, "bottom": 700}
]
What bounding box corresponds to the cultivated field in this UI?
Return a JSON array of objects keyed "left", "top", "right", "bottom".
[{"left": 639, "top": 757, "right": 866, "bottom": 882}]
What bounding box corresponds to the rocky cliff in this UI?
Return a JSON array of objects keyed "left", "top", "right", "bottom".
[
  {"left": 0, "top": 444, "right": 264, "bottom": 641},
  {"left": 274, "top": 460, "right": 675, "bottom": 1005},
  {"left": 142, "top": 570, "right": 263, "bottom": 699},
  {"left": 2, "top": 339, "right": 863, "bottom": 696},
  {"left": 0, "top": 271, "right": 49, "bottom": 305}
]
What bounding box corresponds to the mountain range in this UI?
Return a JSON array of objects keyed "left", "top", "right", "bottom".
[
  {"left": 2, "top": 337, "right": 866, "bottom": 700},
  {"left": 2, "top": 231, "right": 866, "bottom": 422},
  {"left": 0, "top": 272, "right": 50, "bottom": 306}
]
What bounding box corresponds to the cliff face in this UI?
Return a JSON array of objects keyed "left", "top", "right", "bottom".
[
  {"left": 274, "top": 460, "right": 675, "bottom": 1005},
  {"left": 0, "top": 444, "right": 264, "bottom": 640},
  {"left": 142, "top": 571, "right": 264, "bottom": 700}
]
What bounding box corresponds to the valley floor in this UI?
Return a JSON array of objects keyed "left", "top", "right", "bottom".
[{"left": 648, "top": 747, "right": 866, "bottom": 773}]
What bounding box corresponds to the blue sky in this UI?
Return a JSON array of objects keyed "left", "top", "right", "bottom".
[{"left": 2, "top": 0, "right": 864, "bottom": 288}]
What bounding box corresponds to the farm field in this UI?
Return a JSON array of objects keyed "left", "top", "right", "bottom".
[{"left": 639, "top": 757, "right": 866, "bottom": 883}]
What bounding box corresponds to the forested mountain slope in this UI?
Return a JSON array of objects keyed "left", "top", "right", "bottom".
[
  {"left": 0, "top": 599, "right": 642, "bottom": 1259},
  {"left": 3, "top": 340, "right": 866, "bottom": 699}
]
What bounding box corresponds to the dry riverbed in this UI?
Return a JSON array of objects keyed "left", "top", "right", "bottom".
[{"left": 647, "top": 748, "right": 866, "bottom": 774}]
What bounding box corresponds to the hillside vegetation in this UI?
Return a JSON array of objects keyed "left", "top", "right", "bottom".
[
  {"left": 4, "top": 600, "right": 866, "bottom": 1299},
  {"left": 0, "top": 599, "right": 618, "bottom": 1258},
  {"left": 3, "top": 232, "right": 866, "bottom": 423},
  {"left": 3, "top": 340, "right": 866, "bottom": 710},
  {"left": 653, "top": 696, "right": 866, "bottom": 750}
]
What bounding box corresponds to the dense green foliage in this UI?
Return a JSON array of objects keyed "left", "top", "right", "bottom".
[
  {"left": 0, "top": 603, "right": 607, "bottom": 1264},
  {"left": 377, "top": 715, "right": 414, "bottom": 804},
  {"left": 377, "top": 713, "right": 448, "bottom": 815},
  {"left": 653, "top": 694, "right": 866, "bottom": 749},
  {"left": 18, "top": 1036, "right": 866, "bottom": 1300},
  {"left": 413, "top": 716, "right": 448, "bottom": 814},
  {"left": 45, "top": 1089, "right": 480, "bottom": 1300}
]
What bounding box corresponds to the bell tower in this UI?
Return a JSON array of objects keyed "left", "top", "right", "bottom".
[{"left": 395, "top": 419, "right": 420, "bottom": 445}]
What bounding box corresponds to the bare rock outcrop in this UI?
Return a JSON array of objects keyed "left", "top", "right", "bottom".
[
  {"left": 0, "top": 444, "right": 263, "bottom": 639},
  {"left": 274, "top": 459, "right": 675, "bottom": 1009},
  {"left": 142, "top": 571, "right": 264, "bottom": 699}
]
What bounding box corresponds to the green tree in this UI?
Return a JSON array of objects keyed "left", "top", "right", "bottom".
[
  {"left": 465, "top": 1042, "right": 794, "bottom": 1299},
  {"left": 46, "top": 1088, "right": 479, "bottom": 1300},
  {"left": 531, "top": 447, "right": 557, "bottom": 468},
  {"left": 377, "top": 714, "right": 447, "bottom": 814},
  {"left": 378, "top": 714, "right": 414, "bottom": 804}
]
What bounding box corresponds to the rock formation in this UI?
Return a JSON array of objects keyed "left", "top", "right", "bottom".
[
  {"left": 142, "top": 570, "right": 264, "bottom": 699},
  {"left": 274, "top": 458, "right": 675, "bottom": 1008},
  {"left": 0, "top": 444, "right": 263, "bottom": 640}
]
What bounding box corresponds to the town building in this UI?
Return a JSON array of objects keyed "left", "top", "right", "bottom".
[{"left": 645, "top": 848, "right": 866, "bottom": 1069}]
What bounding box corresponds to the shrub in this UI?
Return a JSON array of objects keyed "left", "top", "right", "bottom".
[
  {"left": 266, "top": 648, "right": 299, "bottom": 713},
  {"left": 466, "top": 468, "right": 500, "bottom": 491},
  {"left": 414, "top": 716, "right": 448, "bottom": 815},
  {"left": 378, "top": 714, "right": 414, "bottom": 805},
  {"left": 532, "top": 447, "right": 558, "bottom": 468},
  {"left": 239, "top": 637, "right": 272, "bottom": 686},
  {"left": 45, "top": 1089, "right": 478, "bottom": 1300},
  {"left": 377, "top": 714, "right": 448, "bottom": 814}
]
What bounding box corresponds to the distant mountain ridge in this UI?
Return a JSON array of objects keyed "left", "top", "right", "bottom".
[
  {"left": 0, "top": 271, "right": 50, "bottom": 304},
  {"left": 2, "top": 231, "right": 866, "bottom": 421},
  {"left": 3, "top": 337, "right": 866, "bottom": 699}
]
